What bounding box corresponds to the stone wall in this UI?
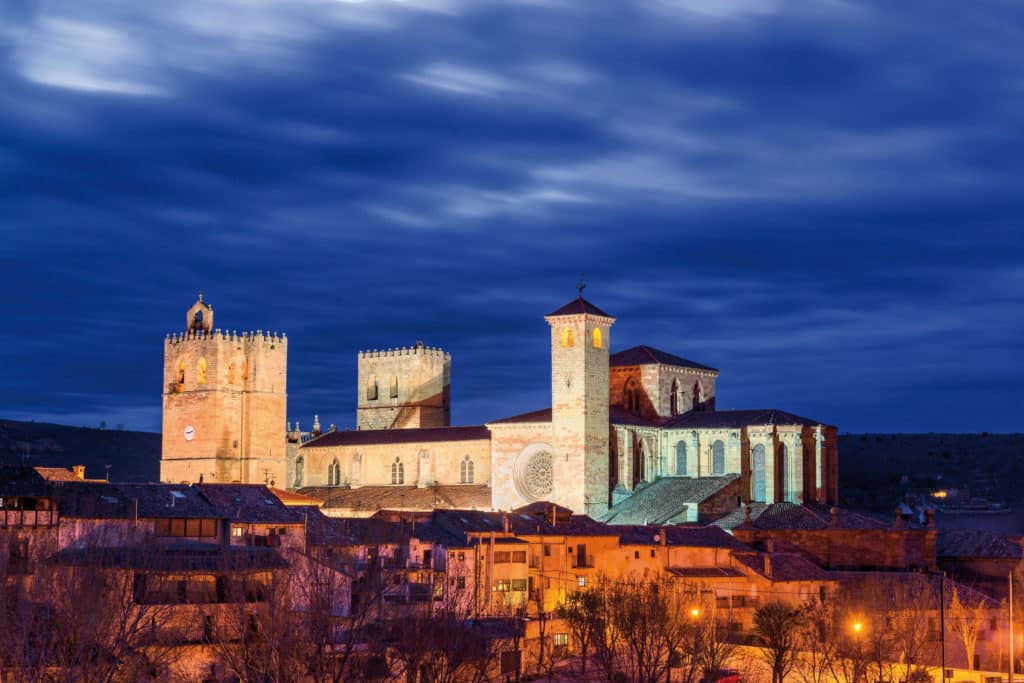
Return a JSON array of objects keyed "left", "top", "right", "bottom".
[
  {"left": 356, "top": 345, "right": 450, "bottom": 430},
  {"left": 609, "top": 364, "right": 717, "bottom": 420},
  {"left": 488, "top": 421, "right": 555, "bottom": 512},
  {"left": 160, "top": 330, "right": 287, "bottom": 486},
  {"left": 297, "top": 436, "right": 491, "bottom": 489}
]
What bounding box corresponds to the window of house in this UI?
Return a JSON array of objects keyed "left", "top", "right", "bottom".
[
  {"left": 457, "top": 576, "right": 466, "bottom": 589},
  {"left": 391, "top": 458, "right": 404, "bottom": 485},
  {"left": 233, "top": 526, "right": 244, "bottom": 538},
  {"left": 650, "top": 549, "right": 656, "bottom": 558},
  {"left": 578, "top": 576, "right": 586, "bottom": 587},
  {"left": 634, "top": 550, "right": 639, "bottom": 559},
  {"left": 543, "top": 544, "right": 551, "bottom": 557},
  {"left": 511, "top": 579, "right": 527, "bottom": 591},
  {"left": 170, "top": 519, "right": 186, "bottom": 537},
  {"left": 460, "top": 455, "right": 474, "bottom": 484},
  {"left": 512, "top": 551, "right": 526, "bottom": 563},
  {"left": 457, "top": 552, "right": 465, "bottom": 561},
  {"left": 494, "top": 551, "right": 511, "bottom": 563}
]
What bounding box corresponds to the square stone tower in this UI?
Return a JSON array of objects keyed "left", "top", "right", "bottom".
[
  {"left": 160, "top": 294, "right": 287, "bottom": 486},
  {"left": 545, "top": 295, "right": 615, "bottom": 517},
  {"left": 356, "top": 342, "right": 451, "bottom": 430}
]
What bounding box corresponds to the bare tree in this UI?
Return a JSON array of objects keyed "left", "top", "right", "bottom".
[
  {"left": 753, "top": 601, "right": 806, "bottom": 683},
  {"left": 793, "top": 599, "right": 838, "bottom": 683},
  {"left": 559, "top": 587, "right": 603, "bottom": 676},
  {"left": 946, "top": 582, "right": 990, "bottom": 671}
]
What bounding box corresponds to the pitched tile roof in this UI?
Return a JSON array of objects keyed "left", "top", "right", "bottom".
[
  {"left": 51, "top": 544, "right": 289, "bottom": 572},
  {"left": 618, "top": 524, "right": 751, "bottom": 550},
  {"left": 546, "top": 296, "right": 613, "bottom": 318},
  {"left": 298, "top": 484, "right": 493, "bottom": 514},
  {"left": 488, "top": 408, "right": 552, "bottom": 425},
  {"left": 716, "top": 502, "right": 889, "bottom": 531},
  {"left": 733, "top": 552, "right": 834, "bottom": 582},
  {"left": 194, "top": 483, "right": 307, "bottom": 524},
  {"left": 301, "top": 425, "right": 490, "bottom": 448},
  {"left": 305, "top": 513, "right": 408, "bottom": 546},
  {"left": 0, "top": 465, "right": 51, "bottom": 497},
  {"left": 267, "top": 486, "right": 324, "bottom": 507},
  {"left": 938, "top": 529, "right": 1024, "bottom": 559},
  {"left": 55, "top": 481, "right": 219, "bottom": 519},
  {"left": 610, "top": 345, "right": 718, "bottom": 373},
  {"left": 662, "top": 409, "right": 833, "bottom": 430},
  {"left": 600, "top": 475, "right": 739, "bottom": 525},
  {"left": 666, "top": 566, "right": 746, "bottom": 579}
]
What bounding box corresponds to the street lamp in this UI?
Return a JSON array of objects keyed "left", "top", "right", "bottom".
[
  {"left": 852, "top": 621, "right": 863, "bottom": 634},
  {"left": 690, "top": 607, "right": 701, "bottom": 619}
]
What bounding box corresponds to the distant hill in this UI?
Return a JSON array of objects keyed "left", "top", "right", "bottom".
[
  {"left": 0, "top": 419, "right": 160, "bottom": 482},
  {"left": 838, "top": 433, "right": 1024, "bottom": 511},
  {"left": 2, "top": 420, "right": 1021, "bottom": 506}
]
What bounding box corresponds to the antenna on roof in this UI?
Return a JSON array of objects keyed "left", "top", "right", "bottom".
[{"left": 576, "top": 273, "right": 586, "bottom": 297}]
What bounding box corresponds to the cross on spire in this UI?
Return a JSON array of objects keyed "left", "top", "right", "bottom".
[{"left": 576, "top": 273, "right": 586, "bottom": 298}]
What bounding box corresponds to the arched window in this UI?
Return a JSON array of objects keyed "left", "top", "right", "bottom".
[
  {"left": 328, "top": 459, "right": 340, "bottom": 486},
  {"left": 675, "top": 441, "right": 687, "bottom": 476},
  {"left": 712, "top": 440, "right": 725, "bottom": 475},
  {"left": 177, "top": 360, "right": 185, "bottom": 385},
  {"left": 366, "top": 375, "right": 378, "bottom": 401},
  {"left": 693, "top": 381, "right": 703, "bottom": 411},
  {"left": 460, "top": 455, "right": 474, "bottom": 484},
  {"left": 391, "top": 458, "right": 404, "bottom": 485},
  {"left": 670, "top": 379, "right": 680, "bottom": 416},
  {"left": 198, "top": 357, "right": 207, "bottom": 385},
  {"left": 294, "top": 456, "right": 304, "bottom": 488},
  {"left": 752, "top": 444, "right": 766, "bottom": 502},
  {"left": 561, "top": 327, "right": 575, "bottom": 347},
  {"left": 592, "top": 328, "right": 602, "bottom": 349},
  {"left": 389, "top": 376, "right": 399, "bottom": 399}
]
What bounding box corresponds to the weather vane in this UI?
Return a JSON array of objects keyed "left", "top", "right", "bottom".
[{"left": 577, "top": 273, "right": 586, "bottom": 297}]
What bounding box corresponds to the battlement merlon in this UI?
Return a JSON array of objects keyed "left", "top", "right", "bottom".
[
  {"left": 165, "top": 330, "right": 288, "bottom": 347},
  {"left": 357, "top": 345, "right": 450, "bottom": 360}
]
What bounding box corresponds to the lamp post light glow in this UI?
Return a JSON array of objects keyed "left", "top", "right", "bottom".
[
  {"left": 690, "top": 607, "right": 700, "bottom": 619},
  {"left": 852, "top": 621, "right": 863, "bottom": 634}
]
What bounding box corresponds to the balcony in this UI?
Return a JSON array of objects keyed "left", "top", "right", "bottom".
[
  {"left": 570, "top": 554, "right": 595, "bottom": 569},
  {"left": 0, "top": 510, "right": 58, "bottom": 527}
]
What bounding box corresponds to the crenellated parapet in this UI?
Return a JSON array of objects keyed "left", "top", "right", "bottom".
[
  {"left": 165, "top": 329, "right": 287, "bottom": 347},
  {"left": 358, "top": 344, "right": 448, "bottom": 360}
]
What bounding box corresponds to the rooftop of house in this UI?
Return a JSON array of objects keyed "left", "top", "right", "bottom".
[
  {"left": 610, "top": 345, "right": 718, "bottom": 373},
  {"left": 51, "top": 543, "right": 289, "bottom": 572},
  {"left": 938, "top": 528, "right": 1024, "bottom": 560},
  {"left": 54, "top": 481, "right": 220, "bottom": 520},
  {"left": 715, "top": 502, "right": 892, "bottom": 532},
  {"left": 305, "top": 513, "right": 408, "bottom": 547},
  {"left": 733, "top": 551, "right": 835, "bottom": 582},
  {"left": 298, "top": 484, "right": 493, "bottom": 514},
  {"left": 666, "top": 566, "right": 746, "bottom": 579},
  {"left": 618, "top": 524, "right": 752, "bottom": 550},
  {"left": 194, "top": 483, "right": 308, "bottom": 524},
  {"left": 600, "top": 475, "right": 740, "bottom": 526},
  {"left": 301, "top": 425, "right": 490, "bottom": 449},
  {"left": 0, "top": 464, "right": 51, "bottom": 498}
]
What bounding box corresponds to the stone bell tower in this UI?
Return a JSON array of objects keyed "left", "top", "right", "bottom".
[
  {"left": 160, "top": 293, "right": 288, "bottom": 486},
  {"left": 544, "top": 289, "right": 615, "bottom": 517}
]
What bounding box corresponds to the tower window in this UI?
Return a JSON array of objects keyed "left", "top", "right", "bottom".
[
  {"left": 592, "top": 328, "right": 602, "bottom": 349},
  {"left": 389, "top": 376, "right": 398, "bottom": 399},
  {"left": 177, "top": 360, "right": 185, "bottom": 386},
  {"left": 391, "top": 458, "right": 404, "bottom": 485},
  {"left": 328, "top": 459, "right": 341, "bottom": 486},
  {"left": 460, "top": 455, "right": 474, "bottom": 484},
  {"left": 623, "top": 378, "right": 641, "bottom": 416},
  {"left": 198, "top": 357, "right": 207, "bottom": 385},
  {"left": 675, "top": 441, "right": 687, "bottom": 476},
  {"left": 561, "top": 327, "right": 575, "bottom": 348},
  {"left": 366, "top": 376, "right": 378, "bottom": 401}
]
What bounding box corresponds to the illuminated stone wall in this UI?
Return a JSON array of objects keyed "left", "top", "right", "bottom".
[
  {"left": 160, "top": 327, "right": 287, "bottom": 487},
  {"left": 356, "top": 344, "right": 450, "bottom": 430}
]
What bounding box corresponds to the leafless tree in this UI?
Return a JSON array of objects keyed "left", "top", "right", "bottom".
[
  {"left": 946, "top": 582, "right": 990, "bottom": 671},
  {"left": 753, "top": 601, "right": 806, "bottom": 683},
  {"left": 558, "top": 587, "right": 603, "bottom": 676}
]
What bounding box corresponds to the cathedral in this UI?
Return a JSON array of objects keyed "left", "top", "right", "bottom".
[{"left": 159, "top": 292, "right": 839, "bottom": 522}]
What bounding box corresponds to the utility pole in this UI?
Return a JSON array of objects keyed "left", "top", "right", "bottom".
[
  {"left": 939, "top": 571, "right": 945, "bottom": 682},
  {"left": 1011, "top": 570, "right": 1015, "bottom": 683}
]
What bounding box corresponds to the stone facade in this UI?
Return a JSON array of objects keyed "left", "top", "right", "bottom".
[
  {"left": 356, "top": 343, "right": 450, "bottom": 430},
  {"left": 160, "top": 296, "right": 287, "bottom": 487}
]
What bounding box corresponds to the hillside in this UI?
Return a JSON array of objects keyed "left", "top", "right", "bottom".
[
  {"left": 0, "top": 419, "right": 160, "bottom": 482},
  {"left": 838, "top": 433, "right": 1024, "bottom": 511}
]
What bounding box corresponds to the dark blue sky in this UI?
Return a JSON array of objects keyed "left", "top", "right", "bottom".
[{"left": 1, "top": 0, "right": 1021, "bottom": 434}]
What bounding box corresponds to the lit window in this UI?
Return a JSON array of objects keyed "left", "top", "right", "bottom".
[
  {"left": 592, "top": 328, "right": 602, "bottom": 349},
  {"left": 198, "top": 357, "right": 207, "bottom": 385},
  {"left": 232, "top": 527, "right": 244, "bottom": 538},
  {"left": 560, "top": 327, "right": 575, "bottom": 347},
  {"left": 177, "top": 360, "right": 185, "bottom": 386},
  {"left": 578, "top": 576, "right": 586, "bottom": 587},
  {"left": 391, "top": 458, "right": 404, "bottom": 485}
]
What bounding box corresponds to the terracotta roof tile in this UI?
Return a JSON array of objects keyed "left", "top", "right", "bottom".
[
  {"left": 600, "top": 476, "right": 739, "bottom": 525},
  {"left": 938, "top": 529, "right": 1024, "bottom": 559},
  {"left": 610, "top": 345, "right": 718, "bottom": 373},
  {"left": 195, "top": 483, "right": 307, "bottom": 524},
  {"left": 733, "top": 551, "right": 834, "bottom": 582},
  {"left": 662, "top": 409, "right": 832, "bottom": 430},
  {"left": 546, "top": 296, "right": 613, "bottom": 318}
]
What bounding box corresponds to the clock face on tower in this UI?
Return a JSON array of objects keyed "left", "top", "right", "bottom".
[{"left": 184, "top": 425, "right": 195, "bottom": 441}]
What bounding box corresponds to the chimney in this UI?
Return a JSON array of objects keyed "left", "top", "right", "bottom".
[
  {"left": 660, "top": 527, "right": 668, "bottom": 547},
  {"left": 742, "top": 505, "right": 752, "bottom": 526},
  {"left": 763, "top": 553, "right": 772, "bottom": 577},
  {"left": 550, "top": 504, "right": 557, "bottom": 527},
  {"left": 72, "top": 465, "right": 86, "bottom": 480},
  {"left": 502, "top": 512, "right": 509, "bottom": 534},
  {"left": 765, "top": 539, "right": 775, "bottom": 553},
  {"left": 925, "top": 508, "right": 936, "bottom": 528},
  {"left": 893, "top": 508, "right": 903, "bottom": 529}
]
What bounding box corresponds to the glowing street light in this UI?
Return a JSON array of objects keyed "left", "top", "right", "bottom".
[
  {"left": 852, "top": 621, "right": 863, "bottom": 634},
  {"left": 690, "top": 607, "right": 701, "bottom": 619}
]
